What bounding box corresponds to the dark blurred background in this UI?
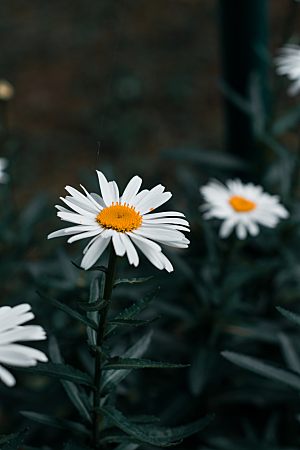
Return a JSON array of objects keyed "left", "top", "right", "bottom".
[{"left": 0, "top": 1, "right": 289, "bottom": 202}]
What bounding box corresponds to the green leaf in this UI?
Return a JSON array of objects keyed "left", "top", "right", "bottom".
[
  {"left": 105, "top": 289, "right": 158, "bottom": 337},
  {"left": 279, "top": 333, "right": 300, "bottom": 375},
  {"left": 18, "top": 362, "right": 93, "bottom": 387},
  {"left": 114, "top": 277, "right": 153, "bottom": 287},
  {"left": 102, "top": 331, "right": 153, "bottom": 390},
  {"left": 259, "top": 132, "right": 289, "bottom": 159},
  {"left": 86, "top": 276, "right": 104, "bottom": 347},
  {"left": 188, "top": 349, "right": 216, "bottom": 396},
  {"left": 72, "top": 261, "right": 107, "bottom": 273},
  {"left": 78, "top": 298, "right": 106, "bottom": 312},
  {"left": 38, "top": 291, "right": 97, "bottom": 330},
  {"left": 49, "top": 337, "right": 91, "bottom": 423},
  {"left": 272, "top": 105, "right": 300, "bottom": 136},
  {"left": 101, "top": 405, "right": 213, "bottom": 447},
  {"left": 219, "top": 80, "right": 253, "bottom": 115},
  {"left": 21, "top": 411, "right": 89, "bottom": 436},
  {"left": 222, "top": 351, "right": 300, "bottom": 390},
  {"left": 108, "top": 318, "right": 157, "bottom": 328},
  {"left": 103, "top": 358, "right": 189, "bottom": 370},
  {"left": 89, "top": 275, "right": 100, "bottom": 302},
  {"left": 276, "top": 306, "right": 300, "bottom": 328}
]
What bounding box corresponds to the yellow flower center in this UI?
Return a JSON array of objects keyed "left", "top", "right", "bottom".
[
  {"left": 96, "top": 202, "right": 142, "bottom": 232},
  {"left": 229, "top": 195, "right": 256, "bottom": 213}
]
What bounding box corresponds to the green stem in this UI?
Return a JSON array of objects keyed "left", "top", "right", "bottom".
[{"left": 92, "top": 244, "right": 117, "bottom": 448}]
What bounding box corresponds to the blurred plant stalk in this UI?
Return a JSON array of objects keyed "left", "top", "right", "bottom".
[{"left": 219, "top": 0, "right": 269, "bottom": 173}]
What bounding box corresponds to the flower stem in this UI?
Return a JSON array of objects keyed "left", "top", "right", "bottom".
[{"left": 92, "top": 244, "right": 117, "bottom": 447}]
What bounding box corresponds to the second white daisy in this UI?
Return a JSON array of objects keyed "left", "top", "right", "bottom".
[
  {"left": 48, "top": 171, "right": 190, "bottom": 272},
  {"left": 200, "top": 179, "right": 288, "bottom": 240},
  {"left": 275, "top": 44, "right": 300, "bottom": 95}
]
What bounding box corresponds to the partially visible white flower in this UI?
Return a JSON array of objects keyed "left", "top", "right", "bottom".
[
  {"left": 48, "top": 171, "right": 190, "bottom": 272},
  {"left": 0, "top": 158, "right": 8, "bottom": 183},
  {"left": 0, "top": 304, "right": 48, "bottom": 387},
  {"left": 275, "top": 45, "right": 300, "bottom": 95},
  {"left": 200, "top": 179, "right": 289, "bottom": 240}
]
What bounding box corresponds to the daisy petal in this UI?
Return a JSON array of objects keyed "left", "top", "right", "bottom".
[
  {"left": 0, "top": 365, "right": 15, "bottom": 387},
  {"left": 112, "top": 231, "right": 126, "bottom": 257},
  {"left": 68, "top": 228, "right": 103, "bottom": 243},
  {"left": 97, "top": 171, "right": 114, "bottom": 206},
  {"left": 81, "top": 236, "right": 111, "bottom": 269},
  {"left": 121, "top": 175, "right": 143, "bottom": 204},
  {"left": 120, "top": 234, "right": 139, "bottom": 266}
]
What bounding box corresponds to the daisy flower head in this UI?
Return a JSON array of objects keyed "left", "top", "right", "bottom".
[
  {"left": 275, "top": 45, "right": 300, "bottom": 95},
  {"left": 0, "top": 158, "right": 8, "bottom": 183},
  {"left": 0, "top": 303, "right": 48, "bottom": 387},
  {"left": 48, "top": 171, "right": 190, "bottom": 272},
  {"left": 200, "top": 179, "right": 289, "bottom": 240}
]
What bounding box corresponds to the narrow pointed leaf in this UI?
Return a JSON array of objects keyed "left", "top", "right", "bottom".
[
  {"left": 114, "top": 277, "right": 153, "bottom": 287},
  {"left": 18, "top": 362, "right": 93, "bottom": 387},
  {"left": 222, "top": 351, "right": 300, "bottom": 390},
  {"left": 103, "top": 358, "right": 189, "bottom": 370},
  {"left": 101, "top": 405, "right": 213, "bottom": 447},
  {"left": 272, "top": 105, "right": 300, "bottom": 136},
  {"left": 49, "top": 337, "right": 91, "bottom": 423},
  {"left": 21, "top": 411, "right": 89, "bottom": 436},
  {"left": 38, "top": 291, "right": 97, "bottom": 330},
  {"left": 86, "top": 276, "right": 103, "bottom": 347},
  {"left": 78, "top": 299, "right": 106, "bottom": 312},
  {"left": 89, "top": 276, "right": 100, "bottom": 302},
  {"left": 72, "top": 261, "right": 107, "bottom": 273},
  {"left": 102, "top": 331, "right": 153, "bottom": 389},
  {"left": 106, "top": 289, "right": 158, "bottom": 337},
  {"left": 108, "top": 318, "right": 157, "bottom": 328},
  {"left": 279, "top": 333, "right": 300, "bottom": 375},
  {"left": 276, "top": 306, "right": 300, "bottom": 328}
]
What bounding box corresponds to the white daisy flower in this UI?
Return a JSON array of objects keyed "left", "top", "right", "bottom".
[
  {"left": 275, "top": 45, "right": 300, "bottom": 95},
  {"left": 0, "top": 303, "right": 48, "bottom": 387},
  {"left": 48, "top": 171, "right": 190, "bottom": 272},
  {"left": 0, "top": 158, "right": 8, "bottom": 183},
  {"left": 200, "top": 179, "right": 289, "bottom": 240}
]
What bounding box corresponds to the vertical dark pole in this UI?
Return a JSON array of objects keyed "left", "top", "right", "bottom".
[{"left": 219, "top": 0, "right": 269, "bottom": 172}]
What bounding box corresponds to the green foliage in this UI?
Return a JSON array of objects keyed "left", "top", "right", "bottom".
[
  {"left": 19, "top": 362, "right": 93, "bottom": 387},
  {"left": 20, "top": 411, "right": 89, "bottom": 436},
  {"left": 102, "top": 357, "right": 189, "bottom": 370},
  {"left": 100, "top": 405, "right": 213, "bottom": 447},
  {"left": 222, "top": 351, "right": 300, "bottom": 390}
]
